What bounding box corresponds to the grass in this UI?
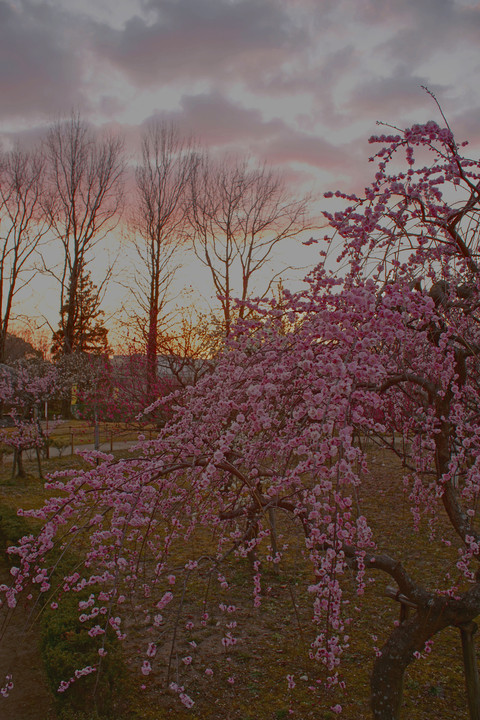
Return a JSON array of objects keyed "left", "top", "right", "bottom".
[{"left": 0, "top": 445, "right": 475, "bottom": 719}]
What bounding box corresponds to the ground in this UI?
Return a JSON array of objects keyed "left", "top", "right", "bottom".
[
  {"left": 0, "top": 538, "right": 56, "bottom": 719},
  {"left": 0, "top": 441, "right": 475, "bottom": 719}
]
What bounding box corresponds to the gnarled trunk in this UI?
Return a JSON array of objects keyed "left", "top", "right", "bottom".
[
  {"left": 371, "top": 612, "right": 444, "bottom": 718},
  {"left": 371, "top": 592, "right": 480, "bottom": 719}
]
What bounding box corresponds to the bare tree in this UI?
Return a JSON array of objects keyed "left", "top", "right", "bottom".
[
  {"left": 44, "top": 113, "right": 124, "bottom": 357},
  {"left": 43, "top": 113, "right": 124, "bottom": 415},
  {"left": 188, "top": 155, "right": 313, "bottom": 336},
  {"left": 0, "top": 146, "right": 50, "bottom": 363},
  {"left": 130, "top": 121, "right": 196, "bottom": 395},
  {"left": 155, "top": 302, "right": 218, "bottom": 387}
]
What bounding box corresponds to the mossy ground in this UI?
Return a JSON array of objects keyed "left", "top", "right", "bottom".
[{"left": 0, "top": 444, "right": 474, "bottom": 719}]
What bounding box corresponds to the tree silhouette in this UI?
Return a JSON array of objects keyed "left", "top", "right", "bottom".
[{"left": 51, "top": 271, "right": 109, "bottom": 358}]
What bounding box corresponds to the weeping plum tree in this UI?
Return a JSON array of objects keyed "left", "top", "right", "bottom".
[{"left": 3, "top": 120, "right": 480, "bottom": 718}]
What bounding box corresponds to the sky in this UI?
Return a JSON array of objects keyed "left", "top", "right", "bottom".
[{"left": 1, "top": 0, "right": 480, "bottom": 347}]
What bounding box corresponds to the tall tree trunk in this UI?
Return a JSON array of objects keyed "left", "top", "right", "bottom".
[
  {"left": 146, "top": 301, "right": 158, "bottom": 405},
  {"left": 0, "top": 327, "right": 6, "bottom": 366}
]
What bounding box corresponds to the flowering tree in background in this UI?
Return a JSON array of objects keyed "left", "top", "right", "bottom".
[
  {"left": 3, "top": 119, "right": 480, "bottom": 719},
  {"left": 76, "top": 352, "right": 178, "bottom": 426},
  {"left": 0, "top": 361, "right": 58, "bottom": 477}
]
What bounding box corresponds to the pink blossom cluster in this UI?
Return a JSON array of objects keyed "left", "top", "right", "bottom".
[{"left": 0, "top": 674, "right": 13, "bottom": 698}]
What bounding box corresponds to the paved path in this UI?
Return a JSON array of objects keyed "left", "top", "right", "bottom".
[{"left": 2, "top": 439, "right": 140, "bottom": 465}]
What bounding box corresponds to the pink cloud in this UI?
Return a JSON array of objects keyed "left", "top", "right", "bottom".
[
  {"left": 139, "top": 92, "right": 287, "bottom": 152},
  {"left": 263, "top": 131, "right": 348, "bottom": 172}
]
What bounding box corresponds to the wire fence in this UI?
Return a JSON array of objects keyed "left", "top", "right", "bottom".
[{"left": 0, "top": 422, "right": 157, "bottom": 464}]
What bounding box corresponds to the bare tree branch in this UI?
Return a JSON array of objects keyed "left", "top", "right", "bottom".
[{"left": 188, "top": 154, "right": 314, "bottom": 336}]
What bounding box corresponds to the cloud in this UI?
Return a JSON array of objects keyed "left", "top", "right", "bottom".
[
  {"left": 346, "top": 70, "right": 440, "bottom": 118},
  {"left": 137, "top": 91, "right": 354, "bottom": 194},
  {"left": 449, "top": 105, "right": 480, "bottom": 148},
  {"left": 356, "top": 0, "right": 480, "bottom": 69},
  {"left": 90, "top": 0, "right": 307, "bottom": 88},
  {"left": 0, "top": 0, "right": 87, "bottom": 120},
  {"left": 140, "top": 91, "right": 286, "bottom": 149},
  {"left": 263, "top": 131, "right": 348, "bottom": 171},
  {"left": 1, "top": 0, "right": 480, "bottom": 192}
]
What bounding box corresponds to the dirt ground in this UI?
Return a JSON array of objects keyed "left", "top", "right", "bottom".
[
  {"left": 0, "top": 564, "right": 56, "bottom": 719},
  {"left": 0, "top": 446, "right": 475, "bottom": 720}
]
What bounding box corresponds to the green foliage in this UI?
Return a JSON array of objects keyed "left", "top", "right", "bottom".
[
  {"left": 40, "top": 589, "right": 128, "bottom": 719},
  {"left": 0, "top": 502, "right": 39, "bottom": 557},
  {"left": 51, "top": 271, "right": 110, "bottom": 359},
  {"left": 0, "top": 502, "right": 130, "bottom": 718}
]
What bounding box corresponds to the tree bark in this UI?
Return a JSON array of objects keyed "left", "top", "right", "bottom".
[
  {"left": 371, "top": 613, "right": 440, "bottom": 719},
  {"left": 371, "top": 589, "right": 480, "bottom": 720}
]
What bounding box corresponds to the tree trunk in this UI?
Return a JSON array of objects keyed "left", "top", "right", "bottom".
[
  {"left": 370, "top": 612, "right": 448, "bottom": 719},
  {"left": 12, "top": 449, "right": 25, "bottom": 479},
  {"left": 61, "top": 395, "right": 72, "bottom": 420},
  {"left": 35, "top": 447, "right": 43, "bottom": 479},
  {"left": 146, "top": 294, "right": 158, "bottom": 405},
  {"left": 0, "top": 328, "right": 6, "bottom": 366}
]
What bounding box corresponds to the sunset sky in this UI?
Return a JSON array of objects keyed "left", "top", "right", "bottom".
[{"left": 1, "top": 0, "right": 480, "bottom": 344}]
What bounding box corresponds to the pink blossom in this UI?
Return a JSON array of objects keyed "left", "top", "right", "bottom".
[
  {"left": 179, "top": 692, "right": 194, "bottom": 708},
  {"left": 146, "top": 643, "right": 157, "bottom": 658},
  {"left": 156, "top": 592, "right": 173, "bottom": 609},
  {"left": 0, "top": 674, "right": 13, "bottom": 698},
  {"left": 141, "top": 661, "right": 152, "bottom": 676}
]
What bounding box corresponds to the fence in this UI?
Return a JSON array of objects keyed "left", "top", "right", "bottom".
[{"left": 44, "top": 422, "right": 157, "bottom": 458}]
